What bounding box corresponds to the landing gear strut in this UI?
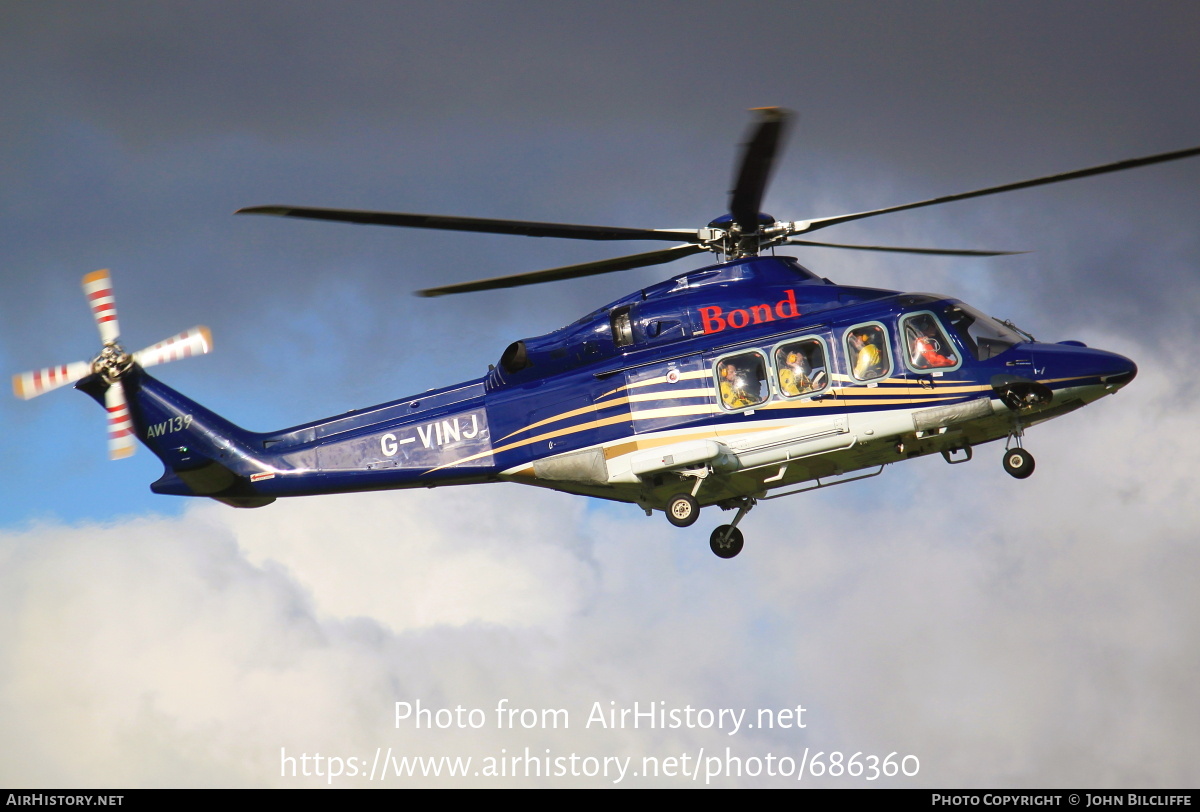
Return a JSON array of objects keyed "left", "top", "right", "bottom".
[
  {"left": 710, "top": 497, "right": 755, "bottom": 559},
  {"left": 1002, "top": 426, "right": 1035, "bottom": 479},
  {"left": 664, "top": 466, "right": 711, "bottom": 528}
]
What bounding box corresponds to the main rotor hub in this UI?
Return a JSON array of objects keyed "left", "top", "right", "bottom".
[
  {"left": 706, "top": 212, "right": 777, "bottom": 230},
  {"left": 705, "top": 211, "right": 788, "bottom": 259}
]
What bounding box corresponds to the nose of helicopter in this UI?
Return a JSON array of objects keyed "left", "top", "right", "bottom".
[
  {"left": 1089, "top": 343, "right": 1132, "bottom": 391},
  {"left": 1100, "top": 350, "right": 1137, "bottom": 390},
  {"left": 1038, "top": 343, "right": 1138, "bottom": 400}
]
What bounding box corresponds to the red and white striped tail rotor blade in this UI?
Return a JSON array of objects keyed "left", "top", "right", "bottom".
[
  {"left": 12, "top": 361, "right": 93, "bottom": 400},
  {"left": 82, "top": 269, "right": 121, "bottom": 344},
  {"left": 132, "top": 326, "right": 213, "bottom": 369},
  {"left": 105, "top": 383, "right": 136, "bottom": 460}
]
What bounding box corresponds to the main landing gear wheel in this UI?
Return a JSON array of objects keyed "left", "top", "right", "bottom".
[
  {"left": 666, "top": 493, "right": 700, "bottom": 527},
  {"left": 1002, "top": 447, "right": 1035, "bottom": 479},
  {"left": 710, "top": 525, "right": 744, "bottom": 559}
]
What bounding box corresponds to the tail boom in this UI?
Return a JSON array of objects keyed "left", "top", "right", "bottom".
[{"left": 81, "top": 369, "right": 500, "bottom": 507}]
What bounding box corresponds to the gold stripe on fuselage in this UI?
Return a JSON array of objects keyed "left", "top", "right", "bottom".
[
  {"left": 493, "top": 373, "right": 1097, "bottom": 479},
  {"left": 495, "top": 385, "right": 714, "bottom": 443},
  {"left": 595, "top": 368, "right": 712, "bottom": 402},
  {"left": 433, "top": 370, "right": 1098, "bottom": 477}
]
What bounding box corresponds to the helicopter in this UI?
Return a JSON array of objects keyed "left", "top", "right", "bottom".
[{"left": 14, "top": 109, "right": 1199, "bottom": 558}]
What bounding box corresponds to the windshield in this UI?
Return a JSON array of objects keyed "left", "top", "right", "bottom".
[{"left": 942, "top": 303, "right": 1026, "bottom": 361}]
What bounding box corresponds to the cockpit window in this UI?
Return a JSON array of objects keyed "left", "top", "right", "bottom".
[
  {"left": 844, "top": 322, "right": 891, "bottom": 382},
  {"left": 774, "top": 337, "right": 828, "bottom": 397},
  {"left": 714, "top": 351, "right": 768, "bottom": 411},
  {"left": 943, "top": 304, "right": 1023, "bottom": 361},
  {"left": 900, "top": 312, "right": 960, "bottom": 371}
]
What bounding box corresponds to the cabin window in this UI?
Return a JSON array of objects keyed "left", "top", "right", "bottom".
[
  {"left": 900, "top": 312, "right": 961, "bottom": 372},
  {"left": 844, "top": 322, "right": 892, "bottom": 382},
  {"left": 611, "top": 306, "right": 634, "bottom": 348},
  {"left": 773, "top": 337, "right": 829, "bottom": 398},
  {"left": 713, "top": 351, "right": 769, "bottom": 411}
]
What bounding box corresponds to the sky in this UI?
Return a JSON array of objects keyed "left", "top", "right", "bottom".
[{"left": 1, "top": 1, "right": 1198, "bottom": 788}]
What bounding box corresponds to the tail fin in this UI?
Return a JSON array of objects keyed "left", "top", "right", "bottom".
[{"left": 78, "top": 367, "right": 276, "bottom": 508}]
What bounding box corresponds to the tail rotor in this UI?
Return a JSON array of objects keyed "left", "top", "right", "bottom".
[
  {"left": 132, "top": 326, "right": 213, "bottom": 369},
  {"left": 12, "top": 361, "right": 93, "bottom": 400},
  {"left": 104, "top": 382, "right": 136, "bottom": 460},
  {"left": 82, "top": 268, "right": 121, "bottom": 344},
  {"left": 12, "top": 269, "right": 212, "bottom": 459}
]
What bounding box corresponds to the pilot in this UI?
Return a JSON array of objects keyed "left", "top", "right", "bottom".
[{"left": 849, "top": 330, "right": 883, "bottom": 380}]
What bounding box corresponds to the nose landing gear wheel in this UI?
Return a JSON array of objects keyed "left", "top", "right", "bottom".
[
  {"left": 666, "top": 493, "right": 700, "bottom": 527},
  {"left": 1002, "top": 447, "right": 1035, "bottom": 479},
  {"left": 710, "top": 525, "right": 744, "bottom": 558}
]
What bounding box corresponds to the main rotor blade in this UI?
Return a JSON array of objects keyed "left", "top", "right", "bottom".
[
  {"left": 105, "top": 382, "right": 136, "bottom": 460},
  {"left": 784, "top": 239, "right": 1024, "bottom": 257},
  {"left": 417, "top": 244, "right": 708, "bottom": 297},
  {"left": 729, "top": 107, "right": 791, "bottom": 232},
  {"left": 796, "top": 145, "right": 1200, "bottom": 235},
  {"left": 12, "top": 361, "right": 92, "bottom": 400},
  {"left": 82, "top": 269, "right": 120, "bottom": 344},
  {"left": 237, "top": 206, "right": 703, "bottom": 244}
]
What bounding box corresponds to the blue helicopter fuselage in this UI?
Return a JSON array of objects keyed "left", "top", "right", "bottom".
[{"left": 100, "top": 255, "right": 1136, "bottom": 512}]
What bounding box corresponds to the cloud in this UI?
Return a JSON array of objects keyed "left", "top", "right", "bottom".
[{"left": 2, "top": 336, "right": 1198, "bottom": 787}]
